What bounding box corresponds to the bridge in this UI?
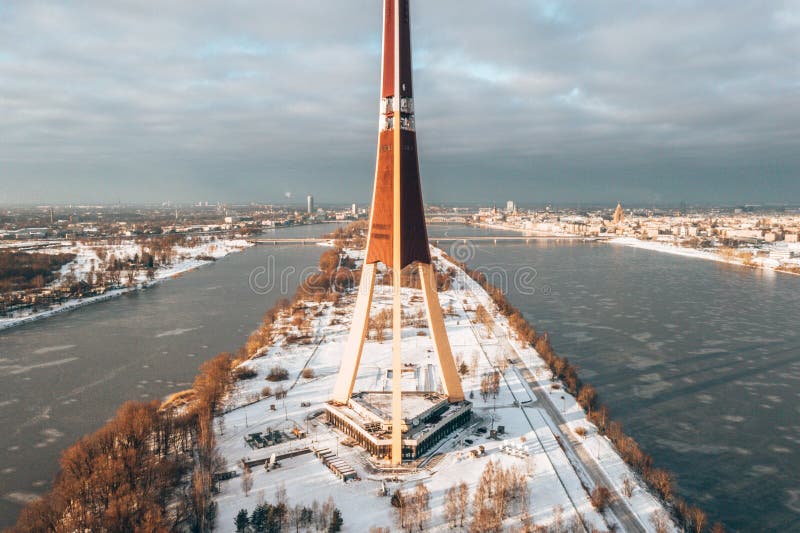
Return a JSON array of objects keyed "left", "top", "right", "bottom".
[
  {"left": 248, "top": 235, "right": 602, "bottom": 245},
  {"left": 426, "top": 215, "right": 469, "bottom": 224},
  {"left": 247, "top": 237, "right": 326, "bottom": 245}
]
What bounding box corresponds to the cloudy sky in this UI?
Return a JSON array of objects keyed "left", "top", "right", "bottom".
[{"left": 1, "top": 1, "right": 798, "bottom": 206}]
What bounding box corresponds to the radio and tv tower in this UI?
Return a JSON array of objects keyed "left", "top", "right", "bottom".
[{"left": 330, "top": 0, "right": 465, "bottom": 466}]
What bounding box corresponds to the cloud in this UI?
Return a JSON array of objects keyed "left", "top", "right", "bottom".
[{"left": 0, "top": 0, "right": 798, "bottom": 205}]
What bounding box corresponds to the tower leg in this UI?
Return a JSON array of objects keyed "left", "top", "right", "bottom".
[
  {"left": 331, "top": 262, "right": 377, "bottom": 404},
  {"left": 391, "top": 265, "right": 403, "bottom": 465},
  {"left": 419, "top": 262, "right": 465, "bottom": 402}
]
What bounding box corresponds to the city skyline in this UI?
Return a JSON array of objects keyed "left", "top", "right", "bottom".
[{"left": 2, "top": 2, "right": 798, "bottom": 205}]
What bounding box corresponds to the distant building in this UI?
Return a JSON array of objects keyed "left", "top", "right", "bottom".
[
  {"left": 307, "top": 195, "right": 314, "bottom": 214},
  {"left": 764, "top": 231, "right": 784, "bottom": 243},
  {"left": 725, "top": 229, "right": 763, "bottom": 242},
  {"left": 351, "top": 203, "right": 357, "bottom": 216},
  {"left": 506, "top": 200, "right": 516, "bottom": 214},
  {"left": 613, "top": 203, "right": 625, "bottom": 224}
]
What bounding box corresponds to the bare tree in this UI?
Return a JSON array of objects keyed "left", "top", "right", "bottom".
[
  {"left": 241, "top": 464, "right": 253, "bottom": 497},
  {"left": 650, "top": 510, "right": 671, "bottom": 533},
  {"left": 590, "top": 486, "right": 611, "bottom": 511},
  {"left": 688, "top": 506, "right": 708, "bottom": 533},
  {"left": 320, "top": 497, "right": 335, "bottom": 531},
  {"left": 516, "top": 470, "right": 530, "bottom": 524},
  {"left": 444, "top": 484, "right": 459, "bottom": 528},
  {"left": 480, "top": 371, "right": 501, "bottom": 401},
  {"left": 275, "top": 482, "right": 288, "bottom": 508},
  {"left": 471, "top": 479, "right": 496, "bottom": 533},
  {"left": 494, "top": 353, "right": 509, "bottom": 374},
  {"left": 392, "top": 489, "right": 412, "bottom": 531},
  {"left": 456, "top": 481, "right": 470, "bottom": 528},
  {"left": 621, "top": 475, "right": 634, "bottom": 498},
  {"left": 551, "top": 505, "right": 564, "bottom": 533},
  {"left": 370, "top": 309, "right": 391, "bottom": 343},
  {"left": 126, "top": 268, "right": 138, "bottom": 286},
  {"left": 413, "top": 482, "right": 430, "bottom": 531},
  {"left": 470, "top": 352, "right": 480, "bottom": 375}
]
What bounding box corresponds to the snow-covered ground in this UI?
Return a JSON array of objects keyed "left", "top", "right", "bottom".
[
  {"left": 0, "top": 238, "right": 252, "bottom": 331},
  {"left": 609, "top": 237, "right": 800, "bottom": 274},
  {"left": 212, "top": 248, "right": 676, "bottom": 532}
]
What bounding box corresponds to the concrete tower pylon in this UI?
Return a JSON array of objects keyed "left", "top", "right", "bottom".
[{"left": 330, "top": 0, "right": 464, "bottom": 466}]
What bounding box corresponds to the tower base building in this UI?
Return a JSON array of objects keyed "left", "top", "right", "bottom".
[{"left": 325, "top": 392, "right": 471, "bottom": 461}]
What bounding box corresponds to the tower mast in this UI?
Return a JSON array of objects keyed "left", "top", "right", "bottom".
[
  {"left": 391, "top": 0, "right": 404, "bottom": 466},
  {"left": 331, "top": 0, "right": 464, "bottom": 466}
]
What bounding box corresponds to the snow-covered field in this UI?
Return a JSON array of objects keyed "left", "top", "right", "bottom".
[
  {"left": 0, "top": 238, "right": 252, "bottom": 331},
  {"left": 609, "top": 237, "right": 728, "bottom": 264},
  {"left": 609, "top": 237, "right": 800, "bottom": 274},
  {"left": 212, "top": 248, "right": 676, "bottom": 532}
]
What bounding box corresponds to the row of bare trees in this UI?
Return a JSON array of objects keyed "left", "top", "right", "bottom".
[
  {"left": 325, "top": 220, "right": 368, "bottom": 249},
  {"left": 398, "top": 462, "right": 531, "bottom": 533},
  {"left": 470, "top": 461, "right": 530, "bottom": 532},
  {"left": 480, "top": 371, "right": 501, "bottom": 401},
  {"left": 392, "top": 482, "right": 431, "bottom": 532}
]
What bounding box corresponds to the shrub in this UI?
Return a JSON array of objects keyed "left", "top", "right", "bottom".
[
  {"left": 574, "top": 426, "right": 587, "bottom": 437},
  {"left": 301, "top": 368, "right": 315, "bottom": 379},
  {"left": 591, "top": 486, "right": 611, "bottom": 511},
  {"left": 261, "top": 386, "right": 273, "bottom": 398},
  {"left": 233, "top": 367, "right": 258, "bottom": 380},
  {"left": 266, "top": 366, "right": 289, "bottom": 382}
]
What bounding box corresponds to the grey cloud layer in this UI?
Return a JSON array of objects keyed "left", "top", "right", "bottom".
[{"left": 1, "top": 1, "right": 798, "bottom": 205}]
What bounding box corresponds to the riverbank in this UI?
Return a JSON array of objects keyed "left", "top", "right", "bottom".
[
  {"left": 609, "top": 237, "right": 800, "bottom": 276},
  {"left": 0, "top": 238, "right": 252, "bottom": 331}
]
